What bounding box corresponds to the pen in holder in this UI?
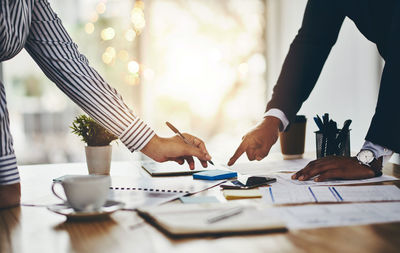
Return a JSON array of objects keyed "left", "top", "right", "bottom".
[{"left": 315, "top": 130, "right": 350, "bottom": 159}]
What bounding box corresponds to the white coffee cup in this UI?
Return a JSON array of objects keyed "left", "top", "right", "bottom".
[{"left": 51, "top": 175, "right": 111, "bottom": 212}]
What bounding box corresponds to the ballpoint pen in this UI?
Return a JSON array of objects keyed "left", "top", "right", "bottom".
[{"left": 165, "top": 121, "right": 214, "bottom": 166}]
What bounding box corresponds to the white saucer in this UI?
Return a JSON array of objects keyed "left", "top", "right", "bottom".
[{"left": 47, "top": 200, "right": 125, "bottom": 220}]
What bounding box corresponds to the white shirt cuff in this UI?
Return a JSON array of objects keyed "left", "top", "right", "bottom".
[{"left": 264, "top": 108, "right": 289, "bottom": 131}]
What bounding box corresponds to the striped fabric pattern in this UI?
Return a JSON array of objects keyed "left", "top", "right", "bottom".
[
  {"left": 0, "top": 154, "right": 19, "bottom": 185},
  {"left": 0, "top": 0, "right": 155, "bottom": 185}
]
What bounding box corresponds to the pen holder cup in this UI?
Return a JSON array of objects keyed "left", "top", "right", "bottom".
[{"left": 315, "top": 130, "right": 350, "bottom": 159}]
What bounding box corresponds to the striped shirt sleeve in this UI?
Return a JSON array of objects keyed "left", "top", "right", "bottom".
[
  {"left": 0, "top": 154, "right": 19, "bottom": 185},
  {"left": 24, "top": 0, "right": 155, "bottom": 152}
]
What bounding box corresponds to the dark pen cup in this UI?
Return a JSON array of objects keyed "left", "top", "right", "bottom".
[
  {"left": 279, "top": 115, "right": 307, "bottom": 160},
  {"left": 315, "top": 130, "right": 350, "bottom": 159}
]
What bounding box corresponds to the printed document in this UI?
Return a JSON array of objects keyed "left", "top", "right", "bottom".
[
  {"left": 271, "top": 202, "right": 400, "bottom": 229},
  {"left": 261, "top": 185, "right": 400, "bottom": 204},
  {"left": 272, "top": 173, "right": 398, "bottom": 187}
]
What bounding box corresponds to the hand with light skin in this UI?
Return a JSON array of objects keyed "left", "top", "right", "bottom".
[
  {"left": 291, "top": 156, "right": 375, "bottom": 182},
  {"left": 0, "top": 183, "right": 21, "bottom": 209},
  {"left": 228, "top": 116, "right": 281, "bottom": 166},
  {"left": 141, "top": 134, "right": 211, "bottom": 170}
]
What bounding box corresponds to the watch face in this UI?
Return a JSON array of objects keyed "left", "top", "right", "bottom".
[{"left": 357, "top": 150, "right": 374, "bottom": 164}]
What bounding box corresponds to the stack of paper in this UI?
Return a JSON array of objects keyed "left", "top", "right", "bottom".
[
  {"left": 261, "top": 185, "right": 400, "bottom": 205},
  {"left": 271, "top": 202, "right": 400, "bottom": 229}
]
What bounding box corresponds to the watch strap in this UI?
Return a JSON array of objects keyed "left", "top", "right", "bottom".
[{"left": 369, "top": 157, "right": 383, "bottom": 177}]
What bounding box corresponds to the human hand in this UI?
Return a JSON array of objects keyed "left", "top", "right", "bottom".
[
  {"left": 228, "top": 116, "right": 281, "bottom": 166},
  {"left": 0, "top": 183, "right": 21, "bottom": 209},
  {"left": 291, "top": 156, "right": 375, "bottom": 182},
  {"left": 141, "top": 134, "right": 211, "bottom": 170}
]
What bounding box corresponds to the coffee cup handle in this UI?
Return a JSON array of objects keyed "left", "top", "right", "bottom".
[{"left": 51, "top": 182, "right": 67, "bottom": 202}]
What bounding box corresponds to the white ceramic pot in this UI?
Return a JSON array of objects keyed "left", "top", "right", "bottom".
[{"left": 85, "top": 145, "right": 112, "bottom": 175}]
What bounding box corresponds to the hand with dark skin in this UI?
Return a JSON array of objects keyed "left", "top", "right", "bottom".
[
  {"left": 228, "top": 116, "right": 281, "bottom": 166},
  {"left": 292, "top": 156, "right": 375, "bottom": 182}
]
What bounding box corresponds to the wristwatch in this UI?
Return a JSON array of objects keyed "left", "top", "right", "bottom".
[{"left": 356, "top": 149, "right": 383, "bottom": 177}]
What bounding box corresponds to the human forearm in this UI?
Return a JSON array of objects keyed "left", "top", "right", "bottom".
[
  {"left": 266, "top": 0, "right": 344, "bottom": 122},
  {"left": 25, "top": 0, "right": 155, "bottom": 152}
]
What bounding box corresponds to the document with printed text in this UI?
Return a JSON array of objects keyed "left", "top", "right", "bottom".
[{"left": 260, "top": 185, "right": 400, "bottom": 204}]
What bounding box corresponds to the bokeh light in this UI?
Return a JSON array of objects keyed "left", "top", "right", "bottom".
[
  {"left": 84, "top": 22, "right": 95, "bottom": 34},
  {"left": 131, "top": 7, "right": 146, "bottom": 31},
  {"left": 96, "top": 2, "right": 106, "bottom": 14},
  {"left": 101, "top": 27, "right": 115, "bottom": 41},
  {"left": 90, "top": 12, "right": 99, "bottom": 23},
  {"left": 102, "top": 47, "right": 116, "bottom": 65},
  {"left": 124, "top": 29, "right": 136, "bottom": 42},
  {"left": 128, "top": 61, "right": 140, "bottom": 74}
]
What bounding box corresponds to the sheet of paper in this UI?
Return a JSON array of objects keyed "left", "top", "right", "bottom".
[
  {"left": 261, "top": 185, "right": 400, "bottom": 204},
  {"left": 309, "top": 186, "right": 339, "bottom": 202},
  {"left": 179, "top": 196, "right": 219, "bottom": 204},
  {"left": 230, "top": 159, "right": 312, "bottom": 175},
  {"left": 271, "top": 202, "right": 400, "bottom": 230},
  {"left": 261, "top": 186, "right": 317, "bottom": 204},
  {"left": 272, "top": 173, "right": 398, "bottom": 187},
  {"left": 334, "top": 185, "right": 400, "bottom": 202},
  {"left": 109, "top": 189, "right": 184, "bottom": 210}
]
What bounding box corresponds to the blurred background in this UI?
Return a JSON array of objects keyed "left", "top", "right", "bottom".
[{"left": 1, "top": 0, "right": 398, "bottom": 165}]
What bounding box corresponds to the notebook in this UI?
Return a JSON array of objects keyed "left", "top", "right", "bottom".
[
  {"left": 110, "top": 176, "right": 225, "bottom": 194},
  {"left": 193, "top": 170, "right": 237, "bottom": 180},
  {"left": 137, "top": 203, "right": 286, "bottom": 237}
]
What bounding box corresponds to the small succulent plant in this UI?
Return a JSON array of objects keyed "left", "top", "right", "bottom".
[{"left": 71, "top": 115, "right": 117, "bottom": 146}]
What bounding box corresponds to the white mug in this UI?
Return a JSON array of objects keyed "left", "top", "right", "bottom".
[{"left": 52, "top": 175, "right": 111, "bottom": 212}]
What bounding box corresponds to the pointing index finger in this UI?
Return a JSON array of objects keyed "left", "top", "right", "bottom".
[{"left": 228, "top": 141, "right": 248, "bottom": 166}]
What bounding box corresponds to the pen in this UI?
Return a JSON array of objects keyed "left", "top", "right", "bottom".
[
  {"left": 165, "top": 121, "right": 214, "bottom": 166},
  {"left": 206, "top": 207, "right": 244, "bottom": 224},
  {"left": 314, "top": 116, "right": 324, "bottom": 131},
  {"left": 335, "top": 119, "right": 352, "bottom": 155}
]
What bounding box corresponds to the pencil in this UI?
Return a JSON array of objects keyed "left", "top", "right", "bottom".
[{"left": 165, "top": 121, "right": 214, "bottom": 166}]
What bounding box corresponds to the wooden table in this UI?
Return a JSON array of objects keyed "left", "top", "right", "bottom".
[{"left": 1, "top": 159, "right": 400, "bottom": 253}]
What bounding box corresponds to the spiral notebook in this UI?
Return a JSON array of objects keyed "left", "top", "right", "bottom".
[
  {"left": 110, "top": 176, "right": 225, "bottom": 194},
  {"left": 52, "top": 175, "right": 224, "bottom": 210},
  {"left": 110, "top": 176, "right": 225, "bottom": 210}
]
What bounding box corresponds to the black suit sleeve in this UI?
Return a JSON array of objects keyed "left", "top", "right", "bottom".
[
  {"left": 266, "top": 0, "right": 345, "bottom": 123},
  {"left": 365, "top": 3, "right": 400, "bottom": 153}
]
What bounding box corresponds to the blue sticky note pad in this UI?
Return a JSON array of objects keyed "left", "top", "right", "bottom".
[
  {"left": 193, "top": 170, "right": 237, "bottom": 180},
  {"left": 179, "top": 196, "right": 219, "bottom": 204}
]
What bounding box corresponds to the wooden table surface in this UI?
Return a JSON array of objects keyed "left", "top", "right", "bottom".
[{"left": 1, "top": 158, "right": 400, "bottom": 253}]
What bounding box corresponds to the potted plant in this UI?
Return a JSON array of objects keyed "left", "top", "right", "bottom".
[{"left": 71, "top": 115, "right": 118, "bottom": 175}]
